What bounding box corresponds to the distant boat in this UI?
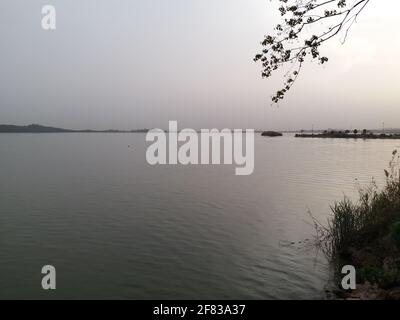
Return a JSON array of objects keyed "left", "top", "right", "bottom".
[{"left": 261, "top": 131, "right": 283, "bottom": 137}]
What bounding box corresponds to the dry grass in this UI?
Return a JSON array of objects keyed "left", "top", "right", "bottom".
[{"left": 312, "top": 150, "right": 400, "bottom": 288}]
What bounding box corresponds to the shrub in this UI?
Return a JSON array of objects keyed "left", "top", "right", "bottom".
[
  {"left": 390, "top": 222, "right": 400, "bottom": 249},
  {"left": 313, "top": 150, "right": 400, "bottom": 267}
]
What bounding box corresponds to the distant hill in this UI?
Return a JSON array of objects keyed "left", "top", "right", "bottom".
[
  {"left": 0, "top": 124, "right": 74, "bottom": 133},
  {"left": 0, "top": 124, "right": 150, "bottom": 133}
]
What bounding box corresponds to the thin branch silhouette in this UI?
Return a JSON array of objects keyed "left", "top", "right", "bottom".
[{"left": 254, "top": 0, "right": 370, "bottom": 103}]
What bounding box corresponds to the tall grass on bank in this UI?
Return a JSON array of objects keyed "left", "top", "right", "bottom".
[{"left": 313, "top": 150, "right": 400, "bottom": 265}]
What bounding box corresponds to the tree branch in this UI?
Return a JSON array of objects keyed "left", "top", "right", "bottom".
[{"left": 255, "top": 0, "right": 370, "bottom": 103}]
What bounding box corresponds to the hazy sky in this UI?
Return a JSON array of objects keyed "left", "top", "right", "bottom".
[{"left": 0, "top": 0, "right": 399, "bottom": 130}]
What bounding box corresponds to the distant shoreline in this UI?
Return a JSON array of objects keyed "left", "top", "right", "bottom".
[
  {"left": 0, "top": 124, "right": 256, "bottom": 134},
  {"left": 295, "top": 132, "right": 400, "bottom": 140},
  {"left": 2, "top": 124, "right": 400, "bottom": 138},
  {"left": 0, "top": 124, "right": 149, "bottom": 133}
]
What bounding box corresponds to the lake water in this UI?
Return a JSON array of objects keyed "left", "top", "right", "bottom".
[{"left": 0, "top": 133, "right": 399, "bottom": 299}]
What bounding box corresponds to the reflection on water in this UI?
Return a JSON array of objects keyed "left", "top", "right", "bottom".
[{"left": 0, "top": 133, "right": 398, "bottom": 299}]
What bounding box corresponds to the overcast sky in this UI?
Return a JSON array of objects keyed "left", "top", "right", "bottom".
[{"left": 0, "top": 0, "right": 399, "bottom": 130}]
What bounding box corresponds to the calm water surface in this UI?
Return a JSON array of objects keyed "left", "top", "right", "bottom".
[{"left": 0, "top": 133, "right": 399, "bottom": 299}]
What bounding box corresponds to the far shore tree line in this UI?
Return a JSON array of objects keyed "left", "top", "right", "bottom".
[
  {"left": 298, "top": 128, "right": 400, "bottom": 137},
  {"left": 301, "top": 129, "right": 374, "bottom": 135},
  {"left": 300, "top": 129, "right": 396, "bottom": 136}
]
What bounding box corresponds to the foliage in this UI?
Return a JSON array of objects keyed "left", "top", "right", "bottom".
[
  {"left": 312, "top": 150, "right": 400, "bottom": 288},
  {"left": 391, "top": 222, "right": 400, "bottom": 250},
  {"left": 313, "top": 150, "right": 400, "bottom": 257},
  {"left": 255, "top": 0, "right": 370, "bottom": 103}
]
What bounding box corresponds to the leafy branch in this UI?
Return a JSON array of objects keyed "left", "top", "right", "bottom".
[{"left": 254, "top": 0, "right": 370, "bottom": 103}]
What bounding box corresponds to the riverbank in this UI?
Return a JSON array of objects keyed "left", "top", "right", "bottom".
[{"left": 315, "top": 150, "right": 400, "bottom": 299}]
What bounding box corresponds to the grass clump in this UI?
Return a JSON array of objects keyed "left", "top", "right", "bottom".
[
  {"left": 314, "top": 150, "right": 400, "bottom": 292},
  {"left": 390, "top": 222, "right": 400, "bottom": 250}
]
